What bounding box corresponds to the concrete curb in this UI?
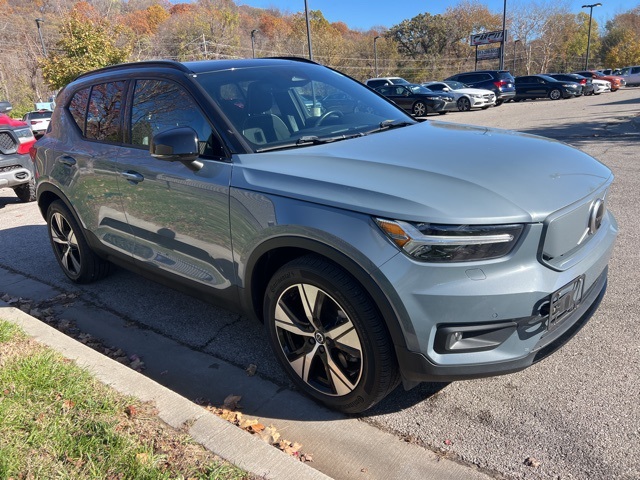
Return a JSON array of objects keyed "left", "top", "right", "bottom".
[{"left": 0, "top": 303, "right": 331, "bottom": 480}]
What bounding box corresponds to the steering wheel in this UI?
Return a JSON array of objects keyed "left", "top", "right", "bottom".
[{"left": 316, "top": 110, "right": 344, "bottom": 126}]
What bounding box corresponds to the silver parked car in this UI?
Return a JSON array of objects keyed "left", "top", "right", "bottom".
[
  {"left": 33, "top": 58, "right": 617, "bottom": 413},
  {"left": 422, "top": 80, "right": 496, "bottom": 110}
]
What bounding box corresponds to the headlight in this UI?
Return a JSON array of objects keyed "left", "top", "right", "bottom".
[
  {"left": 471, "top": 94, "right": 482, "bottom": 98},
  {"left": 14, "top": 127, "right": 34, "bottom": 140},
  {"left": 562, "top": 84, "right": 574, "bottom": 88},
  {"left": 425, "top": 96, "right": 440, "bottom": 101},
  {"left": 374, "top": 218, "right": 524, "bottom": 262}
]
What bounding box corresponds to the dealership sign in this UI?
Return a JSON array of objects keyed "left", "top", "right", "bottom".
[
  {"left": 470, "top": 30, "right": 506, "bottom": 46},
  {"left": 477, "top": 47, "right": 501, "bottom": 60}
]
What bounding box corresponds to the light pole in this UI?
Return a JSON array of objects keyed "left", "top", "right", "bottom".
[
  {"left": 513, "top": 39, "right": 520, "bottom": 74},
  {"left": 582, "top": 3, "right": 602, "bottom": 70},
  {"left": 250, "top": 29, "right": 258, "bottom": 58},
  {"left": 373, "top": 36, "right": 381, "bottom": 77},
  {"left": 304, "top": 0, "right": 314, "bottom": 61},
  {"left": 35, "top": 18, "right": 47, "bottom": 56},
  {"left": 499, "top": 0, "right": 507, "bottom": 70}
]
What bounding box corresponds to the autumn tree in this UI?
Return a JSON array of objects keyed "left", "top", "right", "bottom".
[{"left": 40, "top": 7, "right": 132, "bottom": 89}]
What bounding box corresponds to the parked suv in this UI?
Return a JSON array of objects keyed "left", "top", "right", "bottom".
[
  {"left": 34, "top": 58, "right": 617, "bottom": 413},
  {"left": 445, "top": 70, "right": 515, "bottom": 105},
  {"left": 0, "top": 101, "right": 37, "bottom": 202},
  {"left": 22, "top": 109, "right": 53, "bottom": 137},
  {"left": 618, "top": 66, "right": 640, "bottom": 86},
  {"left": 514, "top": 74, "right": 582, "bottom": 100}
]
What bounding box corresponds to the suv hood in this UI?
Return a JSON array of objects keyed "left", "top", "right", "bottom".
[{"left": 233, "top": 121, "right": 612, "bottom": 224}]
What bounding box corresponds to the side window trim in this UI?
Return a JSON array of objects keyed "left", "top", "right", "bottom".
[{"left": 67, "top": 80, "right": 130, "bottom": 145}]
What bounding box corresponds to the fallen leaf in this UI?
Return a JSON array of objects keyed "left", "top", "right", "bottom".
[
  {"left": 136, "top": 452, "right": 149, "bottom": 464},
  {"left": 259, "top": 425, "right": 281, "bottom": 445},
  {"left": 62, "top": 399, "right": 75, "bottom": 412},
  {"left": 124, "top": 405, "right": 137, "bottom": 417},
  {"left": 444, "top": 439, "right": 453, "bottom": 446},
  {"left": 248, "top": 423, "right": 265, "bottom": 433},
  {"left": 245, "top": 364, "right": 257, "bottom": 376}
]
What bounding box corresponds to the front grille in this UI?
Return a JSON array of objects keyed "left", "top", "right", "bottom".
[
  {"left": 541, "top": 186, "right": 609, "bottom": 271},
  {"left": 0, "top": 131, "right": 18, "bottom": 154},
  {"left": 0, "top": 164, "right": 21, "bottom": 173}
]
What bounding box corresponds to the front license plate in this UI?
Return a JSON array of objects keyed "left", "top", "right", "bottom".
[{"left": 548, "top": 275, "right": 585, "bottom": 331}]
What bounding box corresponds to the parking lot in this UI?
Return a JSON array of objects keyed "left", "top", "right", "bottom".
[{"left": 1, "top": 87, "right": 639, "bottom": 479}]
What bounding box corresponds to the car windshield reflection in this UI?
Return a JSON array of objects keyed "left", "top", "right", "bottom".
[{"left": 194, "top": 63, "right": 415, "bottom": 152}]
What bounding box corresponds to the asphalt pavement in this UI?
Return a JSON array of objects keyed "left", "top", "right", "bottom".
[{"left": 1, "top": 87, "right": 639, "bottom": 479}]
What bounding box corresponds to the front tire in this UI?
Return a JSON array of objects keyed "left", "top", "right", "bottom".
[
  {"left": 264, "top": 255, "right": 399, "bottom": 413},
  {"left": 457, "top": 97, "right": 471, "bottom": 111},
  {"left": 46, "top": 200, "right": 112, "bottom": 283},
  {"left": 549, "top": 88, "right": 562, "bottom": 100},
  {"left": 13, "top": 179, "right": 36, "bottom": 203}
]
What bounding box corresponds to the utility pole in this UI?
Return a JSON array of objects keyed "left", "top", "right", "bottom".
[
  {"left": 304, "top": 0, "right": 314, "bottom": 61},
  {"left": 582, "top": 3, "right": 602, "bottom": 70},
  {"left": 374, "top": 36, "right": 380, "bottom": 77},
  {"left": 35, "top": 18, "right": 47, "bottom": 56}
]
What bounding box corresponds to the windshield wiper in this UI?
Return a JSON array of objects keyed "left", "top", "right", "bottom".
[
  {"left": 366, "top": 119, "right": 415, "bottom": 135},
  {"left": 255, "top": 133, "right": 365, "bottom": 153}
]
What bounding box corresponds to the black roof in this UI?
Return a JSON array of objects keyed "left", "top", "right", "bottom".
[{"left": 73, "top": 57, "right": 318, "bottom": 81}]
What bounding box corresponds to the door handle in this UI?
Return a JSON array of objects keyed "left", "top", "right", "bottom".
[
  {"left": 57, "top": 155, "right": 76, "bottom": 166},
  {"left": 121, "top": 171, "right": 144, "bottom": 184}
]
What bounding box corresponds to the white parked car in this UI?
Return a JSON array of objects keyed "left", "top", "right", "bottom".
[
  {"left": 591, "top": 78, "right": 611, "bottom": 94},
  {"left": 422, "top": 81, "right": 496, "bottom": 111}
]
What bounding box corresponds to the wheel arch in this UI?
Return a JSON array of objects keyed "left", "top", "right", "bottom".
[{"left": 242, "top": 235, "right": 410, "bottom": 353}]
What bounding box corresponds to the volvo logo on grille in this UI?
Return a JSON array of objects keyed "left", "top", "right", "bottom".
[{"left": 588, "top": 199, "right": 605, "bottom": 235}]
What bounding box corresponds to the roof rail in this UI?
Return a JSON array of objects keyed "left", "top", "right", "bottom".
[
  {"left": 264, "top": 56, "right": 319, "bottom": 65},
  {"left": 73, "top": 60, "right": 191, "bottom": 82}
]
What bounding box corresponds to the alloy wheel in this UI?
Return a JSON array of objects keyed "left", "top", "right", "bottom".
[
  {"left": 274, "top": 283, "right": 363, "bottom": 396},
  {"left": 50, "top": 212, "right": 82, "bottom": 276},
  {"left": 413, "top": 102, "right": 426, "bottom": 117}
]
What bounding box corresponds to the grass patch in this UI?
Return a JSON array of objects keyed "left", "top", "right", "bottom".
[{"left": 0, "top": 319, "right": 251, "bottom": 479}]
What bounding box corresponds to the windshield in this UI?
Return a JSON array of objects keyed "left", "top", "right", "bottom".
[
  {"left": 408, "top": 85, "right": 434, "bottom": 94},
  {"left": 194, "top": 63, "right": 414, "bottom": 152},
  {"left": 444, "top": 81, "right": 466, "bottom": 90}
]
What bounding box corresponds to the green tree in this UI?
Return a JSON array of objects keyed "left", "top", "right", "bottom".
[{"left": 41, "top": 10, "right": 131, "bottom": 89}]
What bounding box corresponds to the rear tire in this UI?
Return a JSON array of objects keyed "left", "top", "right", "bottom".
[
  {"left": 13, "top": 179, "right": 36, "bottom": 203},
  {"left": 46, "top": 200, "right": 112, "bottom": 283},
  {"left": 264, "top": 255, "right": 399, "bottom": 413}
]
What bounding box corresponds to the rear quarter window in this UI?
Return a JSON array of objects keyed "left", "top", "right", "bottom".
[{"left": 68, "top": 88, "right": 90, "bottom": 134}]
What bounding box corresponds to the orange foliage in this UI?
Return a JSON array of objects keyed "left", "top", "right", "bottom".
[
  {"left": 259, "top": 12, "right": 293, "bottom": 37},
  {"left": 72, "top": 1, "right": 99, "bottom": 21},
  {"left": 122, "top": 4, "right": 169, "bottom": 35},
  {"left": 332, "top": 21, "right": 349, "bottom": 35},
  {"left": 169, "top": 3, "right": 195, "bottom": 15}
]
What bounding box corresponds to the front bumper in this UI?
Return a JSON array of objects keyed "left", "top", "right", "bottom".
[
  {"left": 396, "top": 267, "right": 608, "bottom": 383},
  {"left": 376, "top": 206, "right": 617, "bottom": 385},
  {"left": 0, "top": 154, "right": 34, "bottom": 188}
]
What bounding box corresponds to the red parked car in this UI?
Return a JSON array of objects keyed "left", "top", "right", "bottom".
[{"left": 573, "top": 71, "right": 626, "bottom": 91}]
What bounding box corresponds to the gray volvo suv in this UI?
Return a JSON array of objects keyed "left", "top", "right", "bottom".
[{"left": 33, "top": 58, "right": 617, "bottom": 413}]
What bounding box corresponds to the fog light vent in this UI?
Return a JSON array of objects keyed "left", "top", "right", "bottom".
[{"left": 434, "top": 322, "right": 516, "bottom": 354}]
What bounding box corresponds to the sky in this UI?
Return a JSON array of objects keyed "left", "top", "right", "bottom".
[{"left": 237, "top": 0, "right": 637, "bottom": 31}]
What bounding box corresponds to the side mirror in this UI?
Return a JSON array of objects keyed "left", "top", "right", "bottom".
[
  {"left": 150, "top": 127, "right": 203, "bottom": 171},
  {"left": 442, "top": 87, "right": 450, "bottom": 92},
  {"left": 0, "top": 101, "right": 12, "bottom": 114}
]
